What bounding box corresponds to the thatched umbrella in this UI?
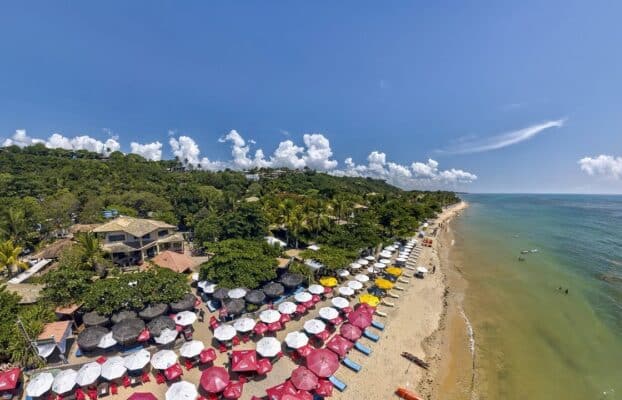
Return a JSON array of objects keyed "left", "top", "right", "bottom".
[
  {"left": 212, "top": 288, "right": 229, "bottom": 301},
  {"left": 83, "top": 311, "right": 110, "bottom": 327},
  {"left": 139, "top": 303, "right": 169, "bottom": 320},
  {"left": 280, "top": 273, "right": 304, "bottom": 289},
  {"left": 169, "top": 293, "right": 195, "bottom": 313},
  {"left": 111, "top": 318, "right": 145, "bottom": 345},
  {"left": 245, "top": 290, "right": 266, "bottom": 305},
  {"left": 147, "top": 316, "right": 176, "bottom": 336},
  {"left": 222, "top": 299, "right": 245, "bottom": 316},
  {"left": 111, "top": 310, "right": 138, "bottom": 324},
  {"left": 262, "top": 282, "right": 284, "bottom": 298},
  {"left": 77, "top": 326, "right": 108, "bottom": 351}
]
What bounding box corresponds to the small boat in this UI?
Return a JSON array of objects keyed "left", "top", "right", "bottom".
[
  {"left": 396, "top": 388, "right": 423, "bottom": 400},
  {"left": 520, "top": 250, "right": 529, "bottom": 254},
  {"left": 518, "top": 256, "right": 525, "bottom": 262},
  {"left": 530, "top": 249, "right": 539, "bottom": 253}
]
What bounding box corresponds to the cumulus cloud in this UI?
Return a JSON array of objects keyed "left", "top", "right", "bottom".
[
  {"left": 219, "top": 130, "right": 270, "bottom": 169},
  {"left": 130, "top": 141, "right": 162, "bottom": 161},
  {"left": 169, "top": 135, "right": 223, "bottom": 170},
  {"left": 302, "top": 133, "right": 338, "bottom": 170},
  {"left": 578, "top": 155, "right": 622, "bottom": 179},
  {"left": 440, "top": 119, "right": 565, "bottom": 154},
  {"left": 3, "top": 129, "right": 120, "bottom": 155}
]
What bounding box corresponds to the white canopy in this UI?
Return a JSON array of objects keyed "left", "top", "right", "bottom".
[
  {"left": 97, "top": 332, "right": 117, "bottom": 349},
  {"left": 294, "top": 291, "right": 312, "bottom": 303},
  {"left": 259, "top": 309, "right": 281, "bottom": 324},
  {"left": 318, "top": 307, "right": 339, "bottom": 321},
  {"left": 373, "top": 262, "right": 387, "bottom": 269},
  {"left": 166, "top": 381, "right": 198, "bottom": 400},
  {"left": 175, "top": 311, "right": 197, "bottom": 327},
  {"left": 213, "top": 324, "right": 236, "bottom": 341},
  {"left": 347, "top": 280, "right": 363, "bottom": 291},
  {"left": 303, "top": 319, "right": 326, "bottom": 334},
  {"left": 338, "top": 286, "right": 354, "bottom": 296},
  {"left": 349, "top": 262, "right": 361, "bottom": 270},
  {"left": 278, "top": 301, "right": 297, "bottom": 315},
  {"left": 331, "top": 297, "right": 349, "bottom": 309},
  {"left": 357, "top": 259, "right": 369, "bottom": 265},
  {"left": 308, "top": 284, "right": 324, "bottom": 294},
  {"left": 124, "top": 349, "right": 151, "bottom": 371},
  {"left": 380, "top": 251, "right": 392, "bottom": 258},
  {"left": 384, "top": 246, "right": 396, "bottom": 252},
  {"left": 417, "top": 266, "right": 429, "bottom": 274},
  {"left": 101, "top": 356, "right": 126, "bottom": 380},
  {"left": 233, "top": 317, "right": 256, "bottom": 333},
  {"left": 379, "top": 258, "right": 391, "bottom": 264},
  {"left": 285, "top": 331, "right": 309, "bottom": 349},
  {"left": 256, "top": 337, "right": 281, "bottom": 358},
  {"left": 151, "top": 349, "right": 178, "bottom": 370},
  {"left": 180, "top": 340, "right": 205, "bottom": 358},
  {"left": 337, "top": 269, "right": 350, "bottom": 277},
  {"left": 26, "top": 372, "right": 54, "bottom": 397},
  {"left": 228, "top": 288, "right": 247, "bottom": 299},
  {"left": 75, "top": 362, "right": 101, "bottom": 386},
  {"left": 198, "top": 281, "right": 217, "bottom": 294},
  {"left": 367, "top": 266, "right": 376, "bottom": 274},
  {"left": 365, "top": 256, "right": 375, "bottom": 261},
  {"left": 354, "top": 274, "right": 369, "bottom": 283},
  {"left": 155, "top": 328, "right": 178, "bottom": 345},
  {"left": 52, "top": 369, "right": 77, "bottom": 395}
]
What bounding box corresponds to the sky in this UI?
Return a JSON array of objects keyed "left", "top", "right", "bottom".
[{"left": 1, "top": 1, "right": 622, "bottom": 193}]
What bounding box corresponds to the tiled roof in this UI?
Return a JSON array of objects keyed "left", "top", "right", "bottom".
[{"left": 92, "top": 216, "right": 176, "bottom": 237}]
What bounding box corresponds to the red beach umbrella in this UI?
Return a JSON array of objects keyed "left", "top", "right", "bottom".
[
  {"left": 0, "top": 368, "right": 20, "bottom": 391},
  {"left": 305, "top": 349, "right": 339, "bottom": 378},
  {"left": 222, "top": 381, "right": 243, "bottom": 399},
  {"left": 200, "top": 348, "right": 217, "bottom": 364},
  {"left": 200, "top": 366, "right": 230, "bottom": 393},
  {"left": 348, "top": 310, "right": 372, "bottom": 329},
  {"left": 356, "top": 303, "right": 375, "bottom": 315},
  {"left": 256, "top": 358, "right": 273, "bottom": 375},
  {"left": 137, "top": 328, "right": 150, "bottom": 342},
  {"left": 315, "top": 379, "right": 333, "bottom": 397},
  {"left": 230, "top": 350, "right": 258, "bottom": 372},
  {"left": 339, "top": 323, "right": 362, "bottom": 341},
  {"left": 296, "top": 344, "right": 313, "bottom": 358},
  {"left": 295, "top": 304, "right": 306, "bottom": 314},
  {"left": 267, "top": 321, "right": 282, "bottom": 332},
  {"left": 326, "top": 335, "right": 353, "bottom": 358},
  {"left": 295, "top": 391, "right": 314, "bottom": 400},
  {"left": 266, "top": 381, "right": 297, "bottom": 400},
  {"left": 253, "top": 322, "right": 268, "bottom": 335},
  {"left": 127, "top": 393, "right": 158, "bottom": 400},
  {"left": 164, "top": 363, "right": 183, "bottom": 381},
  {"left": 290, "top": 367, "right": 319, "bottom": 391}
]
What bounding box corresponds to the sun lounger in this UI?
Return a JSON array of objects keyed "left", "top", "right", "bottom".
[
  {"left": 394, "top": 286, "right": 405, "bottom": 291},
  {"left": 405, "top": 266, "right": 416, "bottom": 270},
  {"left": 206, "top": 300, "right": 219, "bottom": 312},
  {"left": 374, "top": 310, "right": 387, "bottom": 317},
  {"left": 354, "top": 341, "right": 372, "bottom": 355},
  {"left": 328, "top": 375, "right": 347, "bottom": 392},
  {"left": 342, "top": 357, "right": 362, "bottom": 372},
  {"left": 387, "top": 291, "right": 400, "bottom": 298},
  {"left": 371, "top": 320, "right": 385, "bottom": 330},
  {"left": 363, "top": 330, "right": 380, "bottom": 342},
  {"left": 398, "top": 278, "right": 410, "bottom": 283},
  {"left": 382, "top": 300, "right": 395, "bottom": 307}
]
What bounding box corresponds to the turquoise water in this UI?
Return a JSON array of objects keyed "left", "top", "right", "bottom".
[{"left": 453, "top": 194, "right": 622, "bottom": 400}]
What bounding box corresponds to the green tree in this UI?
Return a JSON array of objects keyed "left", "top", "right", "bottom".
[
  {"left": 0, "top": 240, "right": 28, "bottom": 276},
  {"left": 0, "top": 285, "right": 20, "bottom": 363},
  {"left": 300, "top": 245, "right": 357, "bottom": 272},
  {"left": 42, "top": 265, "right": 94, "bottom": 306}
]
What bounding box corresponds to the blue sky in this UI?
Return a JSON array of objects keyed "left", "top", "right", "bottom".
[{"left": 1, "top": 1, "right": 622, "bottom": 193}]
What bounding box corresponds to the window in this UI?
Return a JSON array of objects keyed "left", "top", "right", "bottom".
[
  {"left": 142, "top": 233, "right": 151, "bottom": 240},
  {"left": 158, "top": 230, "right": 169, "bottom": 237},
  {"left": 108, "top": 234, "right": 125, "bottom": 242}
]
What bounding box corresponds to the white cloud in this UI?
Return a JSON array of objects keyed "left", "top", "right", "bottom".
[
  {"left": 440, "top": 119, "right": 565, "bottom": 154},
  {"left": 578, "top": 155, "right": 622, "bottom": 179},
  {"left": 3, "top": 129, "right": 120, "bottom": 155},
  {"left": 219, "top": 130, "right": 269, "bottom": 169},
  {"left": 168, "top": 135, "right": 223, "bottom": 170},
  {"left": 270, "top": 140, "right": 306, "bottom": 169},
  {"left": 130, "top": 141, "right": 162, "bottom": 161},
  {"left": 302, "top": 133, "right": 338, "bottom": 170}
]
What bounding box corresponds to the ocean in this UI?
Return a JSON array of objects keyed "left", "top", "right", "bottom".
[{"left": 451, "top": 194, "right": 622, "bottom": 400}]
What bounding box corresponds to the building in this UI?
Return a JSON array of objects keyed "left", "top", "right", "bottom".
[{"left": 92, "top": 216, "right": 184, "bottom": 265}]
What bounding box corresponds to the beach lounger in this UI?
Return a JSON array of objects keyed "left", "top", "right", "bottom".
[
  {"left": 405, "top": 266, "right": 416, "bottom": 270},
  {"left": 374, "top": 310, "right": 387, "bottom": 317},
  {"left": 206, "top": 300, "right": 219, "bottom": 312},
  {"left": 398, "top": 278, "right": 410, "bottom": 283},
  {"left": 382, "top": 300, "right": 395, "bottom": 307},
  {"left": 328, "top": 375, "right": 347, "bottom": 392},
  {"left": 388, "top": 291, "right": 400, "bottom": 298},
  {"left": 363, "top": 330, "right": 380, "bottom": 342},
  {"left": 371, "top": 320, "right": 385, "bottom": 330},
  {"left": 342, "top": 357, "right": 362, "bottom": 372},
  {"left": 394, "top": 286, "right": 405, "bottom": 291},
  {"left": 354, "top": 341, "right": 372, "bottom": 355}
]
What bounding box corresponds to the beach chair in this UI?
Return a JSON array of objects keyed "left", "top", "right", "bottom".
[
  {"left": 382, "top": 300, "right": 395, "bottom": 307},
  {"left": 328, "top": 375, "right": 347, "bottom": 392},
  {"left": 405, "top": 266, "right": 416, "bottom": 270},
  {"left": 398, "top": 278, "right": 410, "bottom": 283},
  {"left": 342, "top": 357, "right": 362, "bottom": 372},
  {"left": 141, "top": 372, "right": 150, "bottom": 383},
  {"left": 354, "top": 341, "right": 372, "bottom": 355},
  {"left": 371, "top": 320, "right": 385, "bottom": 330},
  {"left": 387, "top": 291, "right": 400, "bottom": 298},
  {"left": 374, "top": 310, "right": 387, "bottom": 317},
  {"left": 363, "top": 330, "right": 380, "bottom": 342},
  {"left": 155, "top": 373, "right": 166, "bottom": 384}
]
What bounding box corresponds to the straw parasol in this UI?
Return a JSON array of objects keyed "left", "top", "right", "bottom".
[
  {"left": 111, "top": 310, "right": 137, "bottom": 324},
  {"left": 26, "top": 372, "right": 54, "bottom": 397},
  {"left": 262, "top": 282, "right": 284, "bottom": 298},
  {"left": 112, "top": 318, "right": 145, "bottom": 345},
  {"left": 75, "top": 362, "right": 101, "bottom": 387},
  {"left": 303, "top": 319, "right": 326, "bottom": 335},
  {"left": 307, "top": 284, "right": 324, "bottom": 295},
  {"left": 318, "top": 307, "right": 339, "bottom": 321},
  {"left": 180, "top": 340, "right": 205, "bottom": 358},
  {"left": 170, "top": 293, "right": 196, "bottom": 312},
  {"left": 222, "top": 299, "right": 246, "bottom": 316},
  {"left": 233, "top": 317, "right": 256, "bottom": 333},
  {"left": 139, "top": 303, "right": 169, "bottom": 320},
  {"left": 151, "top": 349, "right": 178, "bottom": 370},
  {"left": 359, "top": 293, "right": 380, "bottom": 307},
  {"left": 331, "top": 297, "right": 349, "bottom": 309},
  {"left": 306, "top": 349, "right": 339, "bottom": 378},
  {"left": 259, "top": 309, "right": 281, "bottom": 324},
  {"left": 52, "top": 369, "right": 77, "bottom": 395},
  {"left": 244, "top": 290, "right": 266, "bottom": 305},
  {"left": 147, "top": 315, "right": 176, "bottom": 336},
  {"left": 166, "top": 381, "right": 198, "bottom": 400},
  {"left": 155, "top": 328, "right": 178, "bottom": 345},
  {"left": 101, "top": 356, "right": 126, "bottom": 380},
  {"left": 212, "top": 288, "right": 230, "bottom": 301},
  {"left": 280, "top": 273, "right": 304, "bottom": 288},
  {"left": 77, "top": 326, "right": 108, "bottom": 351},
  {"left": 214, "top": 325, "right": 236, "bottom": 342},
  {"left": 174, "top": 311, "right": 197, "bottom": 327},
  {"left": 227, "top": 288, "right": 247, "bottom": 299},
  {"left": 318, "top": 277, "right": 337, "bottom": 287},
  {"left": 97, "top": 332, "right": 117, "bottom": 349},
  {"left": 285, "top": 331, "right": 309, "bottom": 349},
  {"left": 256, "top": 337, "right": 281, "bottom": 358},
  {"left": 375, "top": 278, "right": 394, "bottom": 290},
  {"left": 290, "top": 366, "right": 318, "bottom": 391},
  {"left": 201, "top": 367, "right": 230, "bottom": 394},
  {"left": 83, "top": 311, "right": 109, "bottom": 327},
  {"left": 124, "top": 348, "right": 151, "bottom": 371},
  {"left": 278, "top": 301, "right": 297, "bottom": 315}
]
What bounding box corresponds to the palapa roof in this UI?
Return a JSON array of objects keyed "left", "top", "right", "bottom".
[
  {"left": 92, "top": 216, "right": 176, "bottom": 237},
  {"left": 152, "top": 250, "right": 195, "bottom": 273},
  {"left": 37, "top": 321, "right": 71, "bottom": 342},
  {"left": 55, "top": 303, "right": 82, "bottom": 315},
  {"left": 277, "top": 257, "right": 291, "bottom": 268},
  {"left": 32, "top": 238, "right": 73, "bottom": 259}
]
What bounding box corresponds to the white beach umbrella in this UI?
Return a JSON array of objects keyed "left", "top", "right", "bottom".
[
  {"left": 151, "top": 349, "right": 178, "bottom": 370},
  {"left": 259, "top": 309, "right": 281, "bottom": 324},
  {"left": 166, "top": 381, "right": 198, "bottom": 400},
  {"left": 101, "top": 356, "right": 126, "bottom": 380},
  {"left": 213, "top": 324, "right": 236, "bottom": 342},
  {"left": 380, "top": 258, "right": 391, "bottom": 265},
  {"left": 417, "top": 266, "right": 429, "bottom": 274},
  {"left": 318, "top": 307, "right": 339, "bottom": 321},
  {"left": 175, "top": 311, "right": 197, "bottom": 327},
  {"left": 357, "top": 259, "right": 369, "bottom": 265},
  {"left": 308, "top": 284, "right": 325, "bottom": 294},
  {"left": 256, "top": 337, "right": 281, "bottom": 358},
  {"left": 380, "top": 251, "right": 392, "bottom": 258},
  {"left": 365, "top": 256, "right": 375, "bottom": 261},
  {"left": 191, "top": 272, "right": 199, "bottom": 282},
  {"left": 374, "top": 262, "right": 387, "bottom": 269},
  {"left": 354, "top": 274, "right": 369, "bottom": 283},
  {"left": 180, "top": 340, "right": 205, "bottom": 358},
  {"left": 367, "top": 266, "right": 376, "bottom": 274},
  {"left": 233, "top": 317, "right": 256, "bottom": 333},
  {"left": 337, "top": 269, "right": 350, "bottom": 278},
  {"left": 349, "top": 262, "right": 362, "bottom": 270},
  {"left": 294, "top": 291, "right": 312, "bottom": 303},
  {"left": 198, "top": 281, "right": 217, "bottom": 294},
  {"left": 338, "top": 286, "right": 354, "bottom": 296},
  {"left": 384, "top": 246, "right": 396, "bottom": 252},
  {"left": 285, "top": 331, "right": 309, "bottom": 349},
  {"left": 331, "top": 297, "right": 349, "bottom": 309},
  {"left": 155, "top": 328, "right": 178, "bottom": 345},
  {"left": 228, "top": 288, "right": 247, "bottom": 299},
  {"left": 278, "top": 301, "right": 297, "bottom": 315},
  {"left": 97, "top": 332, "right": 117, "bottom": 349},
  {"left": 124, "top": 348, "right": 151, "bottom": 371},
  {"left": 52, "top": 369, "right": 77, "bottom": 395},
  {"left": 26, "top": 372, "right": 54, "bottom": 397},
  {"left": 347, "top": 280, "right": 363, "bottom": 291},
  {"left": 75, "top": 362, "right": 101, "bottom": 386},
  {"left": 303, "top": 319, "right": 326, "bottom": 335}
]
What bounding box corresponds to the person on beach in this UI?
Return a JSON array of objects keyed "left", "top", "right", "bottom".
[{"left": 433, "top": 266, "right": 436, "bottom": 274}]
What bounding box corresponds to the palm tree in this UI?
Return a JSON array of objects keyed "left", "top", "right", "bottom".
[
  {"left": 75, "top": 232, "right": 106, "bottom": 275},
  {"left": 0, "top": 208, "right": 27, "bottom": 243},
  {"left": 288, "top": 207, "right": 306, "bottom": 249},
  {"left": 0, "top": 240, "right": 28, "bottom": 277}
]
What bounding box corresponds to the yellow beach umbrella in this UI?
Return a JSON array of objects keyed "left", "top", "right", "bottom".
[
  {"left": 319, "top": 276, "right": 338, "bottom": 287},
  {"left": 375, "top": 278, "right": 394, "bottom": 290},
  {"left": 359, "top": 294, "right": 380, "bottom": 307},
  {"left": 386, "top": 267, "right": 403, "bottom": 277}
]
